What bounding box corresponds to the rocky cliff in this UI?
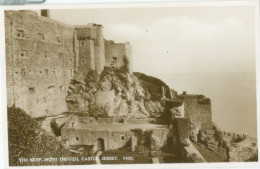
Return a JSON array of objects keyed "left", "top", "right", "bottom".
[
  {"left": 66, "top": 63, "right": 181, "bottom": 120},
  {"left": 65, "top": 60, "right": 257, "bottom": 163}
]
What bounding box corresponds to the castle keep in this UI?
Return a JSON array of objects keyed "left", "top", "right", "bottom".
[
  {"left": 5, "top": 10, "right": 257, "bottom": 164},
  {"left": 5, "top": 10, "right": 133, "bottom": 117}
]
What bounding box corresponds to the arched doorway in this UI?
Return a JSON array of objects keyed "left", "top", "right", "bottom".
[{"left": 97, "top": 138, "right": 105, "bottom": 151}]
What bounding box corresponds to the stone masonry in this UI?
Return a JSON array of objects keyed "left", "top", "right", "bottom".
[{"left": 5, "top": 10, "right": 133, "bottom": 117}]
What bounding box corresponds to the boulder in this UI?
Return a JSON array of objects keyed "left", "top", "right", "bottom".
[
  {"left": 99, "top": 75, "right": 113, "bottom": 91},
  {"left": 114, "top": 98, "right": 128, "bottom": 117},
  {"left": 144, "top": 100, "right": 160, "bottom": 113}
]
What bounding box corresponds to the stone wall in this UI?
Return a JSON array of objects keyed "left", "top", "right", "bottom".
[
  {"left": 75, "top": 24, "right": 105, "bottom": 74},
  {"left": 98, "top": 118, "right": 115, "bottom": 124},
  {"left": 178, "top": 94, "right": 212, "bottom": 128},
  {"left": 151, "top": 128, "right": 169, "bottom": 149},
  {"left": 61, "top": 127, "right": 133, "bottom": 151},
  {"left": 5, "top": 10, "right": 76, "bottom": 117},
  {"left": 105, "top": 40, "right": 133, "bottom": 73},
  {"left": 169, "top": 117, "right": 190, "bottom": 154},
  {"left": 175, "top": 117, "right": 190, "bottom": 145},
  {"left": 5, "top": 10, "right": 134, "bottom": 118},
  {"left": 123, "top": 118, "right": 150, "bottom": 124},
  {"left": 78, "top": 38, "right": 95, "bottom": 75}
]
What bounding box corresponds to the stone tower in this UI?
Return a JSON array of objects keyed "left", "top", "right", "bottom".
[
  {"left": 76, "top": 23, "right": 105, "bottom": 74},
  {"left": 88, "top": 23, "right": 105, "bottom": 74}
]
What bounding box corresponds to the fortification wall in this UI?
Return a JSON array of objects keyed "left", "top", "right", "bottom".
[
  {"left": 5, "top": 10, "right": 134, "bottom": 118},
  {"left": 151, "top": 128, "right": 169, "bottom": 149},
  {"left": 5, "top": 10, "right": 77, "bottom": 117},
  {"left": 93, "top": 25, "right": 105, "bottom": 74},
  {"left": 178, "top": 94, "right": 212, "bottom": 129},
  {"left": 61, "top": 127, "right": 133, "bottom": 151},
  {"left": 98, "top": 118, "right": 115, "bottom": 124},
  {"left": 105, "top": 40, "right": 133, "bottom": 73},
  {"left": 78, "top": 39, "right": 95, "bottom": 74}
]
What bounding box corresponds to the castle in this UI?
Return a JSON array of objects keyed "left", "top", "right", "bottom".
[
  {"left": 5, "top": 10, "right": 257, "bottom": 163},
  {"left": 5, "top": 10, "right": 133, "bottom": 117}
]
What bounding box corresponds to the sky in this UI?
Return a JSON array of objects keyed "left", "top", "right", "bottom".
[
  {"left": 44, "top": 6, "right": 257, "bottom": 136},
  {"left": 47, "top": 6, "right": 255, "bottom": 75}
]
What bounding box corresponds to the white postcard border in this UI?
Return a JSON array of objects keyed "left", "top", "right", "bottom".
[{"left": 0, "top": 1, "right": 259, "bottom": 169}]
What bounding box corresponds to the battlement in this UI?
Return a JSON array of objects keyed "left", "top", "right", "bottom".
[
  {"left": 87, "top": 23, "right": 103, "bottom": 27},
  {"left": 178, "top": 93, "right": 211, "bottom": 105},
  {"left": 221, "top": 131, "right": 247, "bottom": 139}
]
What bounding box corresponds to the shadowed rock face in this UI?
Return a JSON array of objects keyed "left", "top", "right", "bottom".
[{"left": 66, "top": 66, "right": 182, "bottom": 119}]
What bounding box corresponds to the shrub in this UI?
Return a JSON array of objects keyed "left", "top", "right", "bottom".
[
  {"left": 50, "top": 120, "right": 65, "bottom": 137},
  {"left": 8, "top": 106, "right": 94, "bottom": 166}
]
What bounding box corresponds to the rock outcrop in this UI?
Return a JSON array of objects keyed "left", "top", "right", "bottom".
[
  {"left": 66, "top": 66, "right": 180, "bottom": 119},
  {"left": 227, "top": 136, "right": 258, "bottom": 162}
]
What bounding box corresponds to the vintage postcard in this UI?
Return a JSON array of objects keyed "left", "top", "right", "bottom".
[{"left": 0, "top": 1, "right": 259, "bottom": 168}]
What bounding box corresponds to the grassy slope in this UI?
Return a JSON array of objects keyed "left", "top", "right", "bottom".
[
  {"left": 8, "top": 106, "right": 94, "bottom": 166},
  {"left": 134, "top": 72, "right": 177, "bottom": 100}
]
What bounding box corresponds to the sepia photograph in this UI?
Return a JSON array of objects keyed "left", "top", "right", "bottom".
[{"left": 2, "top": 2, "right": 259, "bottom": 167}]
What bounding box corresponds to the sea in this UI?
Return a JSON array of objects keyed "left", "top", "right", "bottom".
[{"left": 154, "top": 72, "right": 257, "bottom": 138}]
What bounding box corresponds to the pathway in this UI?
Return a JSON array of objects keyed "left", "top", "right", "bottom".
[{"left": 96, "top": 151, "right": 103, "bottom": 164}]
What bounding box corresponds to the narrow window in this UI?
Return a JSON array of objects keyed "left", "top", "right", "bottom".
[
  {"left": 76, "top": 137, "right": 79, "bottom": 141},
  {"left": 38, "top": 33, "right": 45, "bottom": 41},
  {"left": 72, "top": 122, "right": 74, "bottom": 127},
  {"left": 60, "top": 86, "right": 63, "bottom": 92},
  {"left": 120, "top": 135, "right": 125, "bottom": 141},
  {"left": 45, "top": 51, "right": 48, "bottom": 58},
  {"left": 80, "top": 41, "right": 85, "bottom": 46},
  {"left": 112, "top": 57, "right": 117, "bottom": 62},
  {"left": 68, "top": 59, "right": 72, "bottom": 66},
  {"left": 48, "top": 86, "right": 55, "bottom": 93},
  {"left": 17, "top": 30, "right": 25, "bottom": 38},
  {"left": 56, "top": 37, "right": 61, "bottom": 43},
  {"left": 20, "top": 50, "right": 27, "bottom": 58},
  {"left": 29, "top": 87, "right": 35, "bottom": 93},
  {"left": 58, "top": 53, "right": 63, "bottom": 58},
  {"left": 45, "top": 69, "right": 48, "bottom": 76},
  {"left": 21, "top": 69, "right": 26, "bottom": 77},
  {"left": 81, "top": 59, "right": 85, "bottom": 64}
]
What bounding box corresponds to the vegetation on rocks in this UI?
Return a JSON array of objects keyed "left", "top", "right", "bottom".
[
  {"left": 50, "top": 120, "right": 65, "bottom": 137},
  {"left": 8, "top": 106, "right": 94, "bottom": 166},
  {"left": 66, "top": 64, "right": 181, "bottom": 120}
]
